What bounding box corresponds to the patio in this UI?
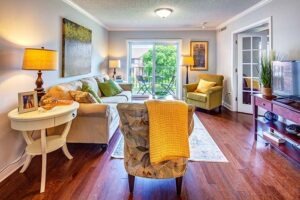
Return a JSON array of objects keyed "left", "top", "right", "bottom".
[{"left": 130, "top": 66, "right": 177, "bottom": 97}]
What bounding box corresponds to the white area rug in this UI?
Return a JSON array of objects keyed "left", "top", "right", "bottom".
[{"left": 111, "top": 114, "right": 228, "bottom": 162}]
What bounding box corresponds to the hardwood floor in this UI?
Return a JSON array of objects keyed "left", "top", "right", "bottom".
[{"left": 0, "top": 109, "right": 299, "bottom": 200}]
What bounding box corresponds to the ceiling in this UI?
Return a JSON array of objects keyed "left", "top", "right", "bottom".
[{"left": 70, "top": 0, "right": 262, "bottom": 30}]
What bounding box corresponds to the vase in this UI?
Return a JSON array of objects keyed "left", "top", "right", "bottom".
[{"left": 261, "top": 87, "right": 272, "bottom": 97}]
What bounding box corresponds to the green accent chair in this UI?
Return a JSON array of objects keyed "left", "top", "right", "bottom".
[{"left": 183, "top": 74, "right": 224, "bottom": 112}]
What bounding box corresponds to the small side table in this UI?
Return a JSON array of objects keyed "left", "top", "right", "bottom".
[{"left": 8, "top": 102, "right": 79, "bottom": 193}]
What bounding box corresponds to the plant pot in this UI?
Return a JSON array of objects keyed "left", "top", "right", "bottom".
[{"left": 261, "top": 87, "right": 272, "bottom": 97}]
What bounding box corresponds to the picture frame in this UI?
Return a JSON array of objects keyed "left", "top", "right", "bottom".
[
  {"left": 18, "top": 91, "right": 38, "bottom": 114},
  {"left": 190, "top": 41, "right": 208, "bottom": 71}
]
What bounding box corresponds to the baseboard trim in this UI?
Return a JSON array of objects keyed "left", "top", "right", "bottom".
[
  {"left": 0, "top": 154, "right": 26, "bottom": 182},
  {"left": 222, "top": 101, "right": 234, "bottom": 111}
]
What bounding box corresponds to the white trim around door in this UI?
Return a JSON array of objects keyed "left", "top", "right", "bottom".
[{"left": 231, "top": 17, "right": 273, "bottom": 112}]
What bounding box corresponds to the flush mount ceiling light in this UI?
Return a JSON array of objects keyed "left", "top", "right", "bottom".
[
  {"left": 155, "top": 8, "right": 173, "bottom": 18},
  {"left": 201, "top": 22, "right": 208, "bottom": 29}
]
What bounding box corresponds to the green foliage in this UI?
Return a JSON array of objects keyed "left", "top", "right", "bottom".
[
  {"left": 142, "top": 45, "right": 177, "bottom": 79},
  {"left": 260, "top": 51, "right": 275, "bottom": 88},
  {"left": 64, "top": 19, "right": 92, "bottom": 43}
]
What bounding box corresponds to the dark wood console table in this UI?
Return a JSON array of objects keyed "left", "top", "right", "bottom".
[{"left": 252, "top": 94, "right": 300, "bottom": 164}]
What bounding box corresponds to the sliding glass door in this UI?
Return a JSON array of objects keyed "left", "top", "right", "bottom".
[{"left": 128, "top": 41, "right": 179, "bottom": 98}]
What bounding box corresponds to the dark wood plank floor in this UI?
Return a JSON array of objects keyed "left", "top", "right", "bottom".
[{"left": 1, "top": 109, "right": 299, "bottom": 200}]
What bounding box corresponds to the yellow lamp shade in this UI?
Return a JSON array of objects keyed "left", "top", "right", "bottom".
[
  {"left": 181, "top": 56, "right": 194, "bottom": 66},
  {"left": 22, "top": 48, "right": 58, "bottom": 71},
  {"left": 109, "top": 60, "right": 121, "bottom": 69}
]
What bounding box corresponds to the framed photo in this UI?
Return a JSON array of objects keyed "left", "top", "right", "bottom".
[
  {"left": 190, "top": 41, "right": 208, "bottom": 71},
  {"left": 18, "top": 91, "right": 38, "bottom": 114}
]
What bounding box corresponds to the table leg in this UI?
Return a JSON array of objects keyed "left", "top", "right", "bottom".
[
  {"left": 40, "top": 129, "right": 47, "bottom": 193},
  {"left": 20, "top": 131, "right": 34, "bottom": 173},
  {"left": 22, "top": 131, "right": 34, "bottom": 145},
  {"left": 61, "top": 121, "right": 73, "bottom": 160},
  {"left": 20, "top": 155, "right": 32, "bottom": 173},
  {"left": 62, "top": 144, "right": 73, "bottom": 160}
]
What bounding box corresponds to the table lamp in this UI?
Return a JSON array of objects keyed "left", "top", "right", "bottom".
[
  {"left": 181, "top": 56, "right": 194, "bottom": 84},
  {"left": 109, "top": 59, "right": 121, "bottom": 80},
  {"left": 22, "top": 47, "right": 58, "bottom": 101}
]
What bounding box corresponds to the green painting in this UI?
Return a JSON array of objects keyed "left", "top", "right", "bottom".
[{"left": 62, "top": 18, "right": 92, "bottom": 77}]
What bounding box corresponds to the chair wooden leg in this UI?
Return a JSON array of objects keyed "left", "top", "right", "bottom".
[
  {"left": 128, "top": 174, "right": 135, "bottom": 193},
  {"left": 176, "top": 177, "right": 183, "bottom": 196}
]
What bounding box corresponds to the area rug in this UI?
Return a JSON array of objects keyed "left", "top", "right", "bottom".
[{"left": 111, "top": 115, "right": 228, "bottom": 162}]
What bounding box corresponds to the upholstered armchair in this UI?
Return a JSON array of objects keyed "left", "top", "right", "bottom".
[
  {"left": 117, "top": 103, "right": 195, "bottom": 195},
  {"left": 183, "top": 74, "right": 224, "bottom": 112}
]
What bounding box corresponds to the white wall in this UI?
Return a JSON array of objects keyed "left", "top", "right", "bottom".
[
  {"left": 108, "top": 30, "right": 217, "bottom": 84},
  {"left": 217, "top": 0, "right": 300, "bottom": 110},
  {"left": 0, "top": 0, "right": 108, "bottom": 177}
]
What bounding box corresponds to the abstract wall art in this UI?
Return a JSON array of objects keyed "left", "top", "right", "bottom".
[{"left": 62, "top": 18, "right": 92, "bottom": 77}]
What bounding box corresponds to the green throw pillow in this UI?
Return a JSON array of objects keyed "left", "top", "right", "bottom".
[
  {"left": 98, "top": 80, "right": 123, "bottom": 97},
  {"left": 82, "top": 83, "right": 102, "bottom": 103}
]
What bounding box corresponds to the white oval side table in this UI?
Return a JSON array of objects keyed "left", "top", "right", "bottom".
[{"left": 8, "top": 102, "right": 79, "bottom": 193}]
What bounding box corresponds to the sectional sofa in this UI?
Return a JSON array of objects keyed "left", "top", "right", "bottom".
[{"left": 47, "top": 75, "right": 132, "bottom": 150}]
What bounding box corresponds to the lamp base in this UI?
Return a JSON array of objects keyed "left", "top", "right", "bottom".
[
  {"left": 35, "top": 70, "right": 45, "bottom": 102},
  {"left": 112, "top": 68, "right": 117, "bottom": 80},
  {"left": 186, "top": 65, "right": 189, "bottom": 84},
  {"left": 35, "top": 88, "right": 45, "bottom": 102}
]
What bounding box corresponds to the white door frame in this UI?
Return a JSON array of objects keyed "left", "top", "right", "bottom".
[
  {"left": 231, "top": 17, "right": 272, "bottom": 112},
  {"left": 126, "top": 39, "right": 183, "bottom": 99}
]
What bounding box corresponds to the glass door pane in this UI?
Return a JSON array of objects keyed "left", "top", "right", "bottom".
[
  {"left": 154, "top": 44, "right": 178, "bottom": 98},
  {"left": 238, "top": 32, "right": 269, "bottom": 113},
  {"left": 241, "top": 36, "right": 262, "bottom": 105},
  {"left": 239, "top": 36, "right": 262, "bottom": 112},
  {"left": 129, "top": 43, "right": 153, "bottom": 95},
  {"left": 128, "top": 41, "right": 179, "bottom": 98}
]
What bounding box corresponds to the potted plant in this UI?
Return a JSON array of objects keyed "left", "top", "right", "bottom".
[{"left": 260, "top": 51, "right": 275, "bottom": 97}]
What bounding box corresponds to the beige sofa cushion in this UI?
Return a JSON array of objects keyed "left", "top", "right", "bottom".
[
  {"left": 81, "top": 77, "right": 101, "bottom": 97},
  {"left": 94, "top": 74, "right": 107, "bottom": 83},
  {"left": 101, "top": 91, "right": 132, "bottom": 103},
  {"left": 58, "top": 81, "right": 82, "bottom": 91},
  {"left": 101, "top": 95, "right": 128, "bottom": 104},
  {"left": 116, "top": 91, "right": 131, "bottom": 101},
  {"left": 187, "top": 92, "right": 207, "bottom": 103}
]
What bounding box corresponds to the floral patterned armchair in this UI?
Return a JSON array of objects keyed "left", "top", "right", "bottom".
[{"left": 117, "top": 103, "right": 195, "bottom": 195}]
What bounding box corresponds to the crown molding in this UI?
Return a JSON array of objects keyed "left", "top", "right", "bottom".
[
  {"left": 62, "top": 0, "right": 109, "bottom": 30},
  {"left": 108, "top": 27, "right": 216, "bottom": 31},
  {"left": 216, "top": 0, "right": 273, "bottom": 29},
  {"left": 62, "top": 0, "right": 272, "bottom": 32}
]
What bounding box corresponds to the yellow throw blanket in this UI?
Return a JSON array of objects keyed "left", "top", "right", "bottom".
[{"left": 145, "top": 100, "right": 190, "bottom": 164}]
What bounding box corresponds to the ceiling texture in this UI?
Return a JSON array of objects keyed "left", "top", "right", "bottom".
[{"left": 71, "top": 0, "right": 262, "bottom": 30}]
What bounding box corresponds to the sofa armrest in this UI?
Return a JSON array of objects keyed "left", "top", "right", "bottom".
[
  {"left": 183, "top": 83, "right": 198, "bottom": 92},
  {"left": 206, "top": 86, "right": 223, "bottom": 94},
  {"left": 206, "top": 86, "right": 223, "bottom": 109},
  {"left": 183, "top": 83, "right": 198, "bottom": 99},
  {"left": 77, "top": 103, "right": 110, "bottom": 117},
  {"left": 119, "top": 83, "right": 133, "bottom": 91}
]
